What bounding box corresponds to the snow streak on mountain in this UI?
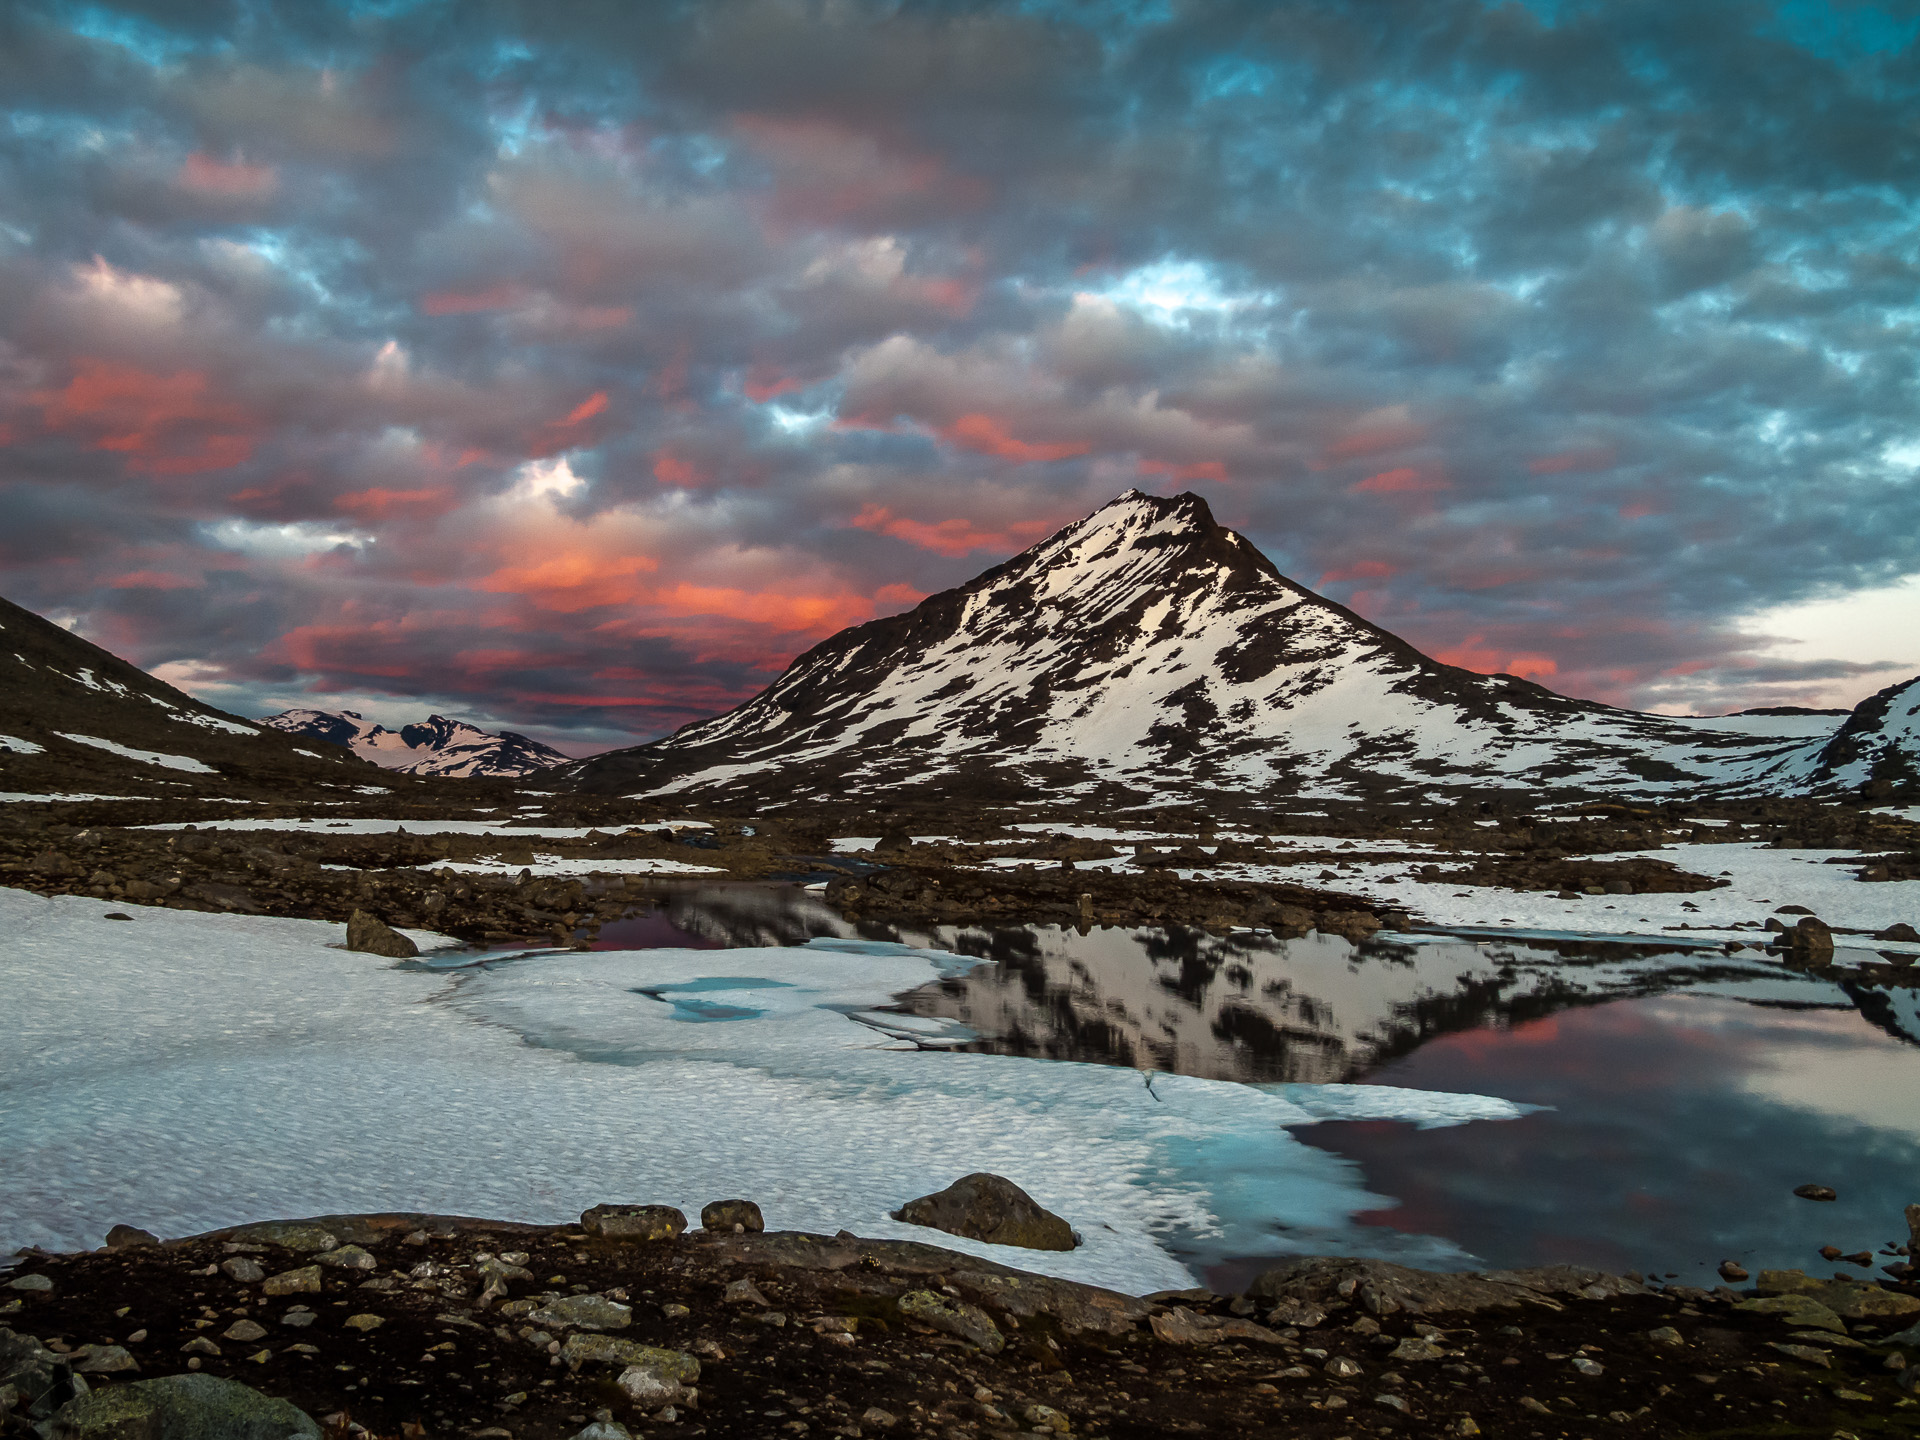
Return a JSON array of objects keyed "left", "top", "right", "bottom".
[
  {"left": 563, "top": 492, "right": 1915, "bottom": 807},
  {"left": 263, "top": 710, "right": 570, "bottom": 778}
]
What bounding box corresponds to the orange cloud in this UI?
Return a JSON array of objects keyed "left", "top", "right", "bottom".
[
  {"left": 334, "top": 486, "right": 458, "bottom": 521},
  {"left": 1350, "top": 467, "right": 1447, "bottom": 494},
  {"left": 733, "top": 114, "right": 989, "bottom": 227},
  {"left": 421, "top": 283, "right": 527, "bottom": 316},
  {"left": 744, "top": 366, "right": 804, "bottom": 403},
  {"left": 1319, "top": 559, "right": 1397, "bottom": 585},
  {"left": 106, "top": 569, "right": 201, "bottom": 590},
  {"left": 652, "top": 450, "right": 705, "bottom": 486},
  {"left": 1435, "top": 635, "right": 1559, "bottom": 679},
  {"left": 1325, "top": 417, "right": 1426, "bottom": 460},
  {"left": 850, "top": 504, "right": 1053, "bottom": 557},
  {"left": 33, "top": 359, "right": 256, "bottom": 475},
  {"left": 479, "top": 552, "right": 661, "bottom": 613},
  {"left": 941, "top": 413, "right": 1089, "bottom": 464},
  {"left": 562, "top": 390, "right": 609, "bottom": 425},
  {"left": 179, "top": 152, "right": 277, "bottom": 199},
  {"left": 1529, "top": 446, "right": 1616, "bottom": 475},
  {"left": 1140, "top": 459, "right": 1228, "bottom": 482},
  {"left": 644, "top": 582, "right": 875, "bottom": 634}
]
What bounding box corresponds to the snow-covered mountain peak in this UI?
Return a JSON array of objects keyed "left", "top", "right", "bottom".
[
  {"left": 262, "top": 708, "right": 568, "bottom": 778},
  {"left": 561, "top": 491, "right": 1917, "bottom": 808}
]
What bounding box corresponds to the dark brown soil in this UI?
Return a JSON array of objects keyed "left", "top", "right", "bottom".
[{"left": 7, "top": 1214, "right": 1919, "bottom": 1440}]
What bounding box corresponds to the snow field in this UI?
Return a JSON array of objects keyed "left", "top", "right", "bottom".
[{"left": 0, "top": 887, "right": 1532, "bottom": 1291}]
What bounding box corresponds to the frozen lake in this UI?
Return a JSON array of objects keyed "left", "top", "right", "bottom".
[{"left": 3, "top": 881, "right": 1916, "bottom": 1295}]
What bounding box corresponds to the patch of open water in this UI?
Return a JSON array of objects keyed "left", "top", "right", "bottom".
[{"left": 592, "top": 883, "right": 1920, "bottom": 1284}]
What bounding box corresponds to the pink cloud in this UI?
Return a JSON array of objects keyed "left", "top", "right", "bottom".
[{"left": 178, "top": 152, "right": 278, "bottom": 199}]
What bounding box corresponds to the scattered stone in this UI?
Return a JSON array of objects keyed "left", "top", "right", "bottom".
[
  {"left": 1793, "top": 1184, "right": 1838, "bottom": 1201},
  {"left": 315, "top": 1245, "right": 377, "bottom": 1271},
  {"left": 661, "top": 1303, "right": 690, "bottom": 1320},
  {"left": 1390, "top": 1336, "right": 1445, "bottom": 1362},
  {"left": 181, "top": 1337, "right": 222, "bottom": 1357},
  {"left": 1717, "top": 1260, "right": 1748, "bottom": 1282},
  {"left": 1263, "top": 1297, "right": 1327, "bottom": 1329},
  {"left": 6, "top": 1275, "right": 51, "bottom": 1293},
  {"left": 722, "top": 1278, "right": 770, "bottom": 1307},
  {"left": 50, "top": 1372, "right": 320, "bottom": 1440},
  {"left": 559, "top": 1336, "right": 699, "bottom": 1377},
  {"left": 861, "top": 1407, "right": 898, "bottom": 1430},
  {"left": 699, "top": 1199, "right": 764, "bottom": 1233},
  {"left": 1571, "top": 1355, "right": 1604, "bottom": 1376},
  {"left": 280, "top": 1311, "right": 316, "bottom": 1329},
  {"left": 1325, "top": 1356, "right": 1364, "bottom": 1378},
  {"left": 614, "top": 1362, "right": 688, "bottom": 1408},
  {"left": 891, "top": 1173, "right": 1077, "bottom": 1251},
  {"left": 897, "top": 1290, "right": 1005, "bottom": 1354},
  {"left": 344, "top": 909, "right": 418, "bottom": 958},
  {"left": 1375, "top": 1393, "right": 1411, "bottom": 1413},
  {"left": 579, "top": 1205, "right": 687, "bottom": 1242},
  {"left": 221, "top": 1258, "right": 265, "bottom": 1284},
  {"left": 1769, "top": 1342, "right": 1832, "bottom": 1367},
  {"left": 573, "top": 1415, "right": 633, "bottom": 1440},
  {"left": 527, "top": 1295, "right": 632, "bottom": 1332},
  {"left": 262, "top": 1266, "right": 322, "bottom": 1296},
  {"left": 1022, "top": 1403, "right": 1070, "bottom": 1433},
  {"left": 104, "top": 1226, "right": 159, "bottom": 1250},
  {"left": 221, "top": 1321, "right": 267, "bottom": 1343},
  {"left": 1647, "top": 1326, "right": 1685, "bottom": 1347},
  {"left": 68, "top": 1346, "right": 137, "bottom": 1374},
  {"left": 342, "top": 1314, "right": 383, "bottom": 1332}
]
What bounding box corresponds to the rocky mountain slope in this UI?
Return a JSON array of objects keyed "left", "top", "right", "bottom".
[
  {"left": 0, "top": 596, "right": 367, "bottom": 798},
  {"left": 561, "top": 491, "right": 1917, "bottom": 808},
  {"left": 262, "top": 709, "right": 570, "bottom": 778}
]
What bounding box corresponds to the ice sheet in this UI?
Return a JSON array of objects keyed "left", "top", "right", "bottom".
[{"left": 0, "top": 887, "right": 1530, "bottom": 1291}]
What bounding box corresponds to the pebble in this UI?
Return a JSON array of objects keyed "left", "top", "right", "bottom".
[
  {"left": 222, "top": 1258, "right": 266, "bottom": 1283},
  {"left": 344, "top": 1314, "right": 385, "bottom": 1332},
  {"left": 1571, "top": 1356, "right": 1604, "bottom": 1376},
  {"left": 1022, "top": 1404, "right": 1070, "bottom": 1433},
  {"left": 222, "top": 1320, "right": 268, "bottom": 1343},
  {"left": 1325, "top": 1356, "right": 1363, "bottom": 1378}
]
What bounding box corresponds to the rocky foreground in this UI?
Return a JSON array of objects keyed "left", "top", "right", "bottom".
[{"left": 6, "top": 1199, "right": 1920, "bottom": 1440}]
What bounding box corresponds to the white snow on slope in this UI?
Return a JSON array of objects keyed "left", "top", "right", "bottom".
[
  {"left": 620, "top": 492, "right": 1869, "bottom": 802},
  {"left": 0, "top": 734, "right": 46, "bottom": 755},
  {"left": 134, "top": 818, "right": 712, "bottom": 838},
  {"left": 436, "top": 855, "right": 725, "bottom": 878},
  {"left": 0, "top": 887, "right": 1531, "bottom": 1290},
  {"left": 1200, "top": 842, "right": 1920, "bottom": 949},
  {"left": 53, "top": 733, "right": 216, "bottom": 774}
]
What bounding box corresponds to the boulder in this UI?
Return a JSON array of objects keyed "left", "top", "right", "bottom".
[
  {"left": 1248, "top": 1257, "right": 1647, "bottom": 1315},
  {"left": 104, "top": 1227, "right": 159, "bottom": 1251},
  {"left": 700, "top": 1200, "right": 764, "bottom": 1234},
  {"left": 896, "top": 1291, "right": 1004, "bottom": 1354},
  {"left": 580, "top": 1205, "right": 686, "bottom": 1242},
  {"left": 49, "top": 1372, "right": 319, "bottom": 1440},
  {"left": 260, "top": 1268, "right": 321, "bottom": 1297},
  {"left": 892, "top": 1174, "right": 1077, "bottom": 1251},
  {"left": 559, "top": 1336, "right": 699, "bottom": 1379},
  {"left": 344, "top": 910, "right": 418, "bottom": 959},
  {"left": 526, "top": 1296, "right": 631, "bottom": 1332}
]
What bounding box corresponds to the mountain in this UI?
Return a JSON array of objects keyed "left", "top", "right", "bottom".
[
  {"left": 1800, "top": 676, "right": 1920, "bottom": 797},
  {"left": 261, "top": 709, "right": 571, "bottom": 778},
  {"left": 560, "top": 491, "right": 1916, "bottom": 808},
  {"left": 0, "top": 595, "right": 367, "bottom": 798}
]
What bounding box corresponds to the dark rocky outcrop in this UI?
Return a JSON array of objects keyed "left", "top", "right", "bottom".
[
  {"left": 892, "top": 1173, "right": 1078, "bottom": 1252},
  {"left": 342, "top": 909, "right": 417, "bottom": 959}
]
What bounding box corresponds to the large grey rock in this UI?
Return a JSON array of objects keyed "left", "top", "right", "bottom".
[
  {"left": 526, "top": 1296, "right": 631, "bottom": 1332},
  {"left": 892, "top": 1174, "right": 1076, "bottom": 1251},
  {"left": 344, "top": 911, "right": 417, "bottom": 959},
  {"left": 580, "top": 1205, "right": 686, "bottom": 1242},
  {"left": 700, "top": 1200, "right": 764, "bottom": 1234},
  {"left": 49, "top": 1373, "right": 319, "bottom": 1440},
  {"left": 1248, "top": 1257, "right": 1648, "bottom": 1316},
  {"left": 897, "top": 1291, "right": 1004, "bottom": 1354},
  {"left": 559, "top": 1336, "right": 699, "bottom": 1378},
  {"left": 105, "top": 1227, "right": 159, "bottom": 1251}
]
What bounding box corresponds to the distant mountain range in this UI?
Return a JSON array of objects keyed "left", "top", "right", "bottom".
[
  {"left": 561, "top": 490, "right": 1920, "bottom": 808},
  {"left": 261, "top": 709, "right": 570, "bottom": 778}
]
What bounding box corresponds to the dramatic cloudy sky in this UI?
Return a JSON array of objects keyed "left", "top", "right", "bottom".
[{"left": 3, "top": 0, "right": 1918, "bottom": 751}]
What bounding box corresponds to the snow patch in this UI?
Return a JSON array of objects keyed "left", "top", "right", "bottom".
[{"left": 53, "top": 733, "right": 217, "bottom": 774}]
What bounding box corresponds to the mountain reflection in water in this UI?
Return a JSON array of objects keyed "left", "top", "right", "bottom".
[{"left": 593, "top": 882, "right": 1917, "bottom": 1086}]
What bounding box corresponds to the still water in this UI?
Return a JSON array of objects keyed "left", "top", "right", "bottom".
[{"left": 594, "top": 882, "right": 1920, "bottom": 1284}]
